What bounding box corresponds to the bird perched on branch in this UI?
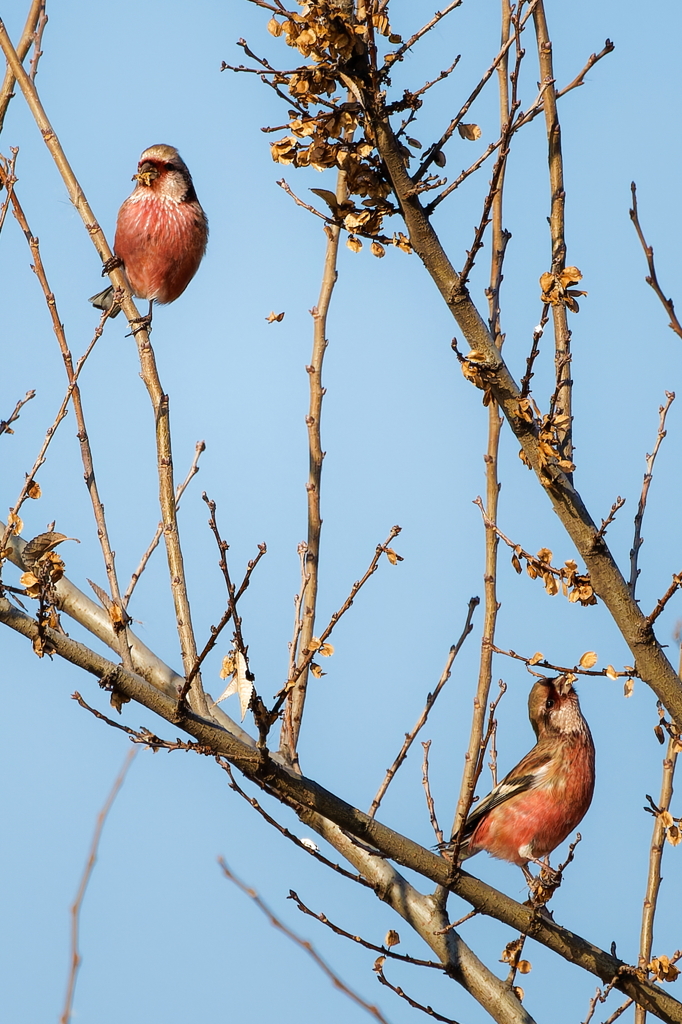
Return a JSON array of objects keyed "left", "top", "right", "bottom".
[
  {"left": 89, "top": 144, "right": 208, "bottom": 320},
  {"left": 451, "top": 675, "right": 595, "bottom": 881}
]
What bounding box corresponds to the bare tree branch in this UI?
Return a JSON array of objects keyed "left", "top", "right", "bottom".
[{"left": 60, "top": 745, "right": 138, "bottom": 1024}]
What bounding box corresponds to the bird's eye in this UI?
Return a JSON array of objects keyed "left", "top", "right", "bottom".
[
  {"left": 545, "top": 697, "right": 555, "bottom": 709},
  {"left": 164, "top": 162, "right": 177, "bottom": 171}
]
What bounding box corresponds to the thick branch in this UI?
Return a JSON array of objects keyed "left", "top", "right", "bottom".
[
  {"left": 2, "top": 598, "right": 680, "bottom": 1023},
  {"left": 363, "top": 73, "right": 682, "bottom": 732}
]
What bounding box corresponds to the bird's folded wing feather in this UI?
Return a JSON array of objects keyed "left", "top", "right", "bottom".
[{"left": 461, "top": 747, "right": 554, "bottom": 838}]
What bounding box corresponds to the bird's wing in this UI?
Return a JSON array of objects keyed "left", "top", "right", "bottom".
[{"left": 460, "top": 746, "right": 554, "bottom": 839}]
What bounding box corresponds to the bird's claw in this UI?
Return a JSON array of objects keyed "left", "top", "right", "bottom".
[
  {"left": 101, "top": 255, "right": 123, "bottom": 276},
  {"left": 127, "top": 313, "right": 153, "bottom": 336}
]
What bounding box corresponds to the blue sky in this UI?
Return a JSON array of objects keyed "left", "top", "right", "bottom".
[{"left": 1, "top": 2, "right": 682, "bottom": 1023}]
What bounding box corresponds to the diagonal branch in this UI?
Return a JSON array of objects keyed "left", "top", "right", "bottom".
[
  {"left": 0, "top": 21, "right": 209, "bottom": 715},
  {"left": 218, "top": 859, "right": 393, "bottom": 1024},
  {"left": 629, "top": 392, "right": 676, "bottom": 595},
  {"left": 368, "top": 597, "right": 478, "bottom": 818},
  {"left": 2, "top": 596, "right": 680, "bottom": 1022},
  {"left": 629, "top": 183, "right": 682, "bottom": 340}
]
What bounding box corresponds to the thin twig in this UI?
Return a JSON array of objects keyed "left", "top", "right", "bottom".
[
  {"left": 0, "top": 0, "right": 43, "bottom": 133},
  {"left": 182, "top": 542, "right": 267, "bottom": 696},
  {"left": 0, "top": 25, "right": 209, "bottom": 712},
  {"left": 287, "top": 541, "right": 310, "bottom": 686},
  {"left": 449, "top": 416, "right": 504, "bottom": 846},
  {"left": 0, "top": 389, "right": 35, "bottom": 436},
  {"left": 415, "top": 0, "right": 540, "bottom": 183},
  {"left": 635, "top": 731, "right": 680, "bottom": 1024},
  {"left": 520, "top": 309, "right": 549, "bottom": 397},
  {"left": 281, "top": 149, "right": 347, "bottom": 764},
  {"left": 373, "top": 959, "right": 461, "bottom": 1024},
  {"left": 382, "top": 2, "right": 463, "bottom": 68},
  {"left": 368, "top": 597, "right": 478, "bottom": 818},
  {"left": 629, "top": 392, "right": 675, "bottom": 595},
  {"left": 27, "top": 0, "right": 47, "bottom": 81},
  {"left": 459, "top": 0, "right": 523, "bottom": 288},
  {"left": 272, "top": 526, "right": 402, "bottom": 726},
  {"left": 123, "top": 440, "right": 206, "bottom": 607},
  {"left": 60, "top": 745, "right": 138, "bottom": 1024},
  {"left": 422, "top": 741, "right": 444, "bottom": 846},
  {"left": 288, "top": 890, "right": 443, "bottom": 968},
  {"left": 596, "top": 496, "right": 626, "bottom": 541},
  {"left": 533, "top": 1, "right": 573, "bottom": 470},
  {"left": 218, "top": 859, "right": 393, "bottom": 1024},
  {"left": 0, "top": 153, "right": 134, "bottom": 671},
  {"left": 433, "top": 909, "right": 479, "bottom": 935},
  {"left": 555, "top": 39, "right": 614, "bottom": 100},
  {"left": 490, "top": 644, "right": 634, "bottom": 680},
  {"left": 217, "top": 758, "right": 372, "bottom": 887},
  {"left": 629, "top": 184, "right": 682, "bottom": 339},
  {"left": 646, "top": 573, "right": 682, "bottom": 627}
]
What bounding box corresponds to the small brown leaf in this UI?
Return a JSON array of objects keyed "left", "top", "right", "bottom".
[
  {"left": 26, "top": 480, "right": 41, "bottom": 499},
  {"left": 623, "top": 678, "right": 634, "bottom": 698},
  {"left": 22, "top": 531, "right": 72, "bottom": 566},
  {"left": 310, "top": 662, "right": 325, "bottom": 678},
  {"left": 604, "top": 664, "right": 618, "bottom": 680},
  {"left": 579, "top": 651, "right": 598, "bottom": 669},
  {"left": 458, "top": 123, "right": 482, "bottom": 141},
  {"left": 384, "top": 547, "right": 403, "bottom": 565},
  {"left": 371, "top": 241, "right": 386, "bottom": 258},
  {"left": 384, "top": 930, "right": 400, "bottom": 947},
  {"left": 318, "top": 643, "right": 334, "bottom": 657},
  {"left": 433, "top": 149, "right": 446, "bottom": 167},
  {"left": 265, "top": 311, "right": 285, "bottom": 323},
  {"left": 528, "top": 652, "right": 544, "bottom": 666},
  {"left": 517, "top": 960, "right": 532, "bottom": 975},
  {"left": 667, "top": 824, "right": 681, "bottom": 847},
  {"left": 654, "top": 724, "right": 666, "bottom": 744},
  {"left": 346, "top": 234, "right": 362, "bottom": 253}
]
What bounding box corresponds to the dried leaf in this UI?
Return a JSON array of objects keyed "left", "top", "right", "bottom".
[
  {"left": 528, "top": 652, "right": 544, "bottom": 666},
  {"left": 26, "top": 480, "right": 41, "bottom": 499},
  {"left": 267, "top": 16, "right": 283, "bottom": 36},
  {"left": 310, "top": 662, "right": 325, "bottom": 678},
  {"left": 346, "top": 234, "right": 362, "bottom": 253},
  {"left": 517, "top": 960, "right": 532, "bottom": 975},
  {"left": 385, "top": 930, "right": 400, "bottom": 947},
  {"left": 384, "top": 547, "right": 403, "bottom": 565},
  {"left": 318, "top": 643, "right": 334, "bottom": 657},
  {"left": 667, "top": 825, "right": 681, "bottom": 847},
  {"left": 458, "top": 123, "right": 481, "bottom": 141},
  {"left": 579, "top": 651, "right": 598, "bottom": 669},
  {"left": 220, "top": 652, "right": 236, "bottom": 679},
  {"left": 308, "top": 637, "right": 322, "bottom": 651},
  {"left": 623, "top": 678, "right": 634, "bottom": 698},
  {"left": 214, "top": 677, "right": 238, "bottom": 704},
  {"left": 659, "top": 810, "right": 674, "bottom": 829},
  {"left": 406, "top": 137, "right": 421, "bottom": 149},
  {"left": 22, "top": 531, "right": 71, "bottom": 566},
  {"left": 650, "top": 956, "right": 681, "bottom": 982},
  {"left": 604, "top": 664, "right": 618, "bottom": 680},
  {"left": 654, "top": 724, "right": 666, "bottom": 744},
  {"left": 511, "top": 552, "right": 522, "bottom": 574},
  {"left": 310, "top": 187, "right": 339, "bottom": 213},
  {"left": 7, "top": 510, "right": 23, "bottom": 535},
  {"left": 265, "top": 311, "right": 285, "bottom": 323},
  {"left": 513, "top": 987, "right": 524, "bottom": 1002},
  {"left": 371, "top": 241, "right": 386, "bottom": 258},
  {"left": 235, "top": 651, "right": 253, "bottom": 721}
]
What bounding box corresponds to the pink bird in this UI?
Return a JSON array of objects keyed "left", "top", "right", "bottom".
[
  {"left": 455, "top": 675, "right": 595, "bottom": 881},
  {"left": 90, "top": 144, "right": 208, "bottom": 319}
]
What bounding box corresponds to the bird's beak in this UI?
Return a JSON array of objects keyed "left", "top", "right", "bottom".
[
  {"left": 554, "top": 674, "right": 575, "bottom": 696},
  {"left": 133, "top": 163, "right": 160, "bottom": 187}
]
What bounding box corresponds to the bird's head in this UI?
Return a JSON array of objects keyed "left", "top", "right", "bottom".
[
  {"left": 528, "top": 675, "right": 589, "bottom": 740},
  {"left": 132, "top": 145, "right": 197, "bottom": 203}
]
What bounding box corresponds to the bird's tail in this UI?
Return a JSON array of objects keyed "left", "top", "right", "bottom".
[{"left": 88, "top": 285, "right": 122, "bottom": 318}]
